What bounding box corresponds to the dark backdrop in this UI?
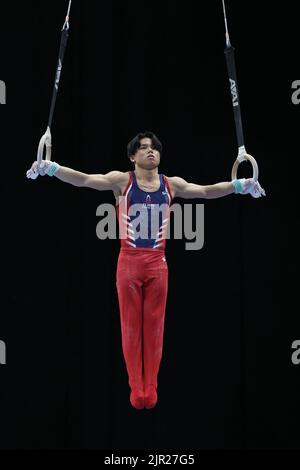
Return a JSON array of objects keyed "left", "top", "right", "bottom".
[{"left": 0, "top": 0, "right": 299, "bottom": 450}]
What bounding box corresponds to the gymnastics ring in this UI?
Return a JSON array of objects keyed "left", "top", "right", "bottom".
[
  {"left": 37, "top": 126, "right": 52, "bottom": 166},
  {"left": 231, "top": 147, "right": 259, "bottom": 182},
  {"left": 28, "top": 127, "right": 52, "bottom": 180}
]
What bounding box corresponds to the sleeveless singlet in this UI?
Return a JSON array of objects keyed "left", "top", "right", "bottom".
[{"left": 116, "top": 171, "right": 173, "bottom": 250}]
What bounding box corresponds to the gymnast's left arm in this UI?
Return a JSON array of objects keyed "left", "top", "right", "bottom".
[
  {"left": 168, "top": 176, "right": 233, "bottom": 199},
  {"left": 168, "top": 176, "right": 265, "bottom": 199}
]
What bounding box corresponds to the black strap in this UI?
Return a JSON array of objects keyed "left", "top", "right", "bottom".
[
  {"left": 224, "top": 45, "right": 245, "bottom": 149},
  {"left": 48, "top": 27, "right": 70, "bottom": 128}
]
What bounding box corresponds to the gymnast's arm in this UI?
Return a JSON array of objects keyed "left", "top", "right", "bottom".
[
  {"left": 27, "top": 160, "right": 128, "bottom": 192},
  {"left": 168, "top": 176, "right": 264, "bottom": 199},
  {"left": 55, "top": 167, "right": 128, "bottom": 191},
  {"left": 168, "top": 176, "right": 235, "bottom": 199}
]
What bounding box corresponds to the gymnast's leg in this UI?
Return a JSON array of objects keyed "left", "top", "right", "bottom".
[
  {"left": 143, "top": 255, "right": 168, "bottom": 409},
  {"left": 116, "top": 251, "right": 144, "bottom": 409}
]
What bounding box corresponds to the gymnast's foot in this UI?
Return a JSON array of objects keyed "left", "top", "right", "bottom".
[
  {"left": 130, "top": 389, "right": 145, "bottom": 410},
  {"left": 144, "top": 385, "right": 158, "bottom": 409}
]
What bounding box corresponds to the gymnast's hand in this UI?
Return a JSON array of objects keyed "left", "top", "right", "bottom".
[
  {"left": 242, "top": 178, "right": 266, "bottom": 198},
  {"left": 233, "top": 178, "right": 266, "bottom": 198},
  {"left": 26, "top": 161, "right": 39, "bottom": 179},
  {"left": 26, "top": 160, "right": 58, "bottom": 179}
]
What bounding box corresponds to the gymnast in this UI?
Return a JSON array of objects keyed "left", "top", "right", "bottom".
[{"left": 27, "top": 131, "right": 265, "bottom": 409}]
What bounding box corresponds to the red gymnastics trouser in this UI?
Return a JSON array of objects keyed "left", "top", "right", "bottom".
[{"left": 116, "top": 248, "right": 168, "bottom": 391}]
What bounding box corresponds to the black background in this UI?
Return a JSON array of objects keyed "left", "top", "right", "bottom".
[{"left": 0, "top": 0, "right": 299, "bottom": 450}]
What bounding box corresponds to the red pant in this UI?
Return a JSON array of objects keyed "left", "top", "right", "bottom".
[{"left": 116, "top": 249, "right": 168, "bottom": 391}]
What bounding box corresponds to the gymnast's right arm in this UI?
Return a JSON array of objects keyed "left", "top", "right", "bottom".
[{"left": 26, "top": 160, "right": 128, "bottom": 191}]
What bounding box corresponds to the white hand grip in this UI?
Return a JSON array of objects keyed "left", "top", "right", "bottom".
[{"left": 27, "top": 167, "right": 39, "bottom": 180}]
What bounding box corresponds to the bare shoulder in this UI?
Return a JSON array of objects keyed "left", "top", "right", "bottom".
[
  {"left": 107, "top": 171, "right": 130, "bottom": 198},
  {"left": 166, "top": 176, "right": 188, "bottom": 193},
  {"left": 106, "top": 171, "right": 129, "bottom": 186},
  {"left": 166, "top": 176, "right": 187, "bottom": 186}
]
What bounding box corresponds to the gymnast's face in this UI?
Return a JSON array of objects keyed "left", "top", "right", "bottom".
[{"left": 131, "top": 138, "right": 161, "bottom": 170}]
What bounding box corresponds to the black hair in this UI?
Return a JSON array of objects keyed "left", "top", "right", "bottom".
[{"left": 127, "top": 131, "right": 163, "bottom": 159}]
